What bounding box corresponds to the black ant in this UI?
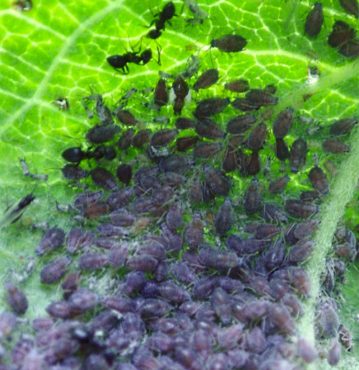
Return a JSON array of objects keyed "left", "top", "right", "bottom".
[
  {"left": 147, "top": 2, "right": 176, "bottom": 40},
  {"left": 107, "top": 49, "right": 152, "bottom": 74}
]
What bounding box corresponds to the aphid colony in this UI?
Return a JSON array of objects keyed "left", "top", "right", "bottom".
[{"left": 1, "top": 1, "right": 358, "bottom": 369}]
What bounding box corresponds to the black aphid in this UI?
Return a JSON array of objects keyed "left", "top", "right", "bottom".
[
  {"left": 232, "top": 97, "right": 260, "bottom": 111},
  {"left": 339, "top": 0, "right": 359, "bottom": 18},
  {"left": 328, "top": 21, "right": 356, "bottom": 48},
  {"left": 339, "top": 39, "right": 359, "bottom": 57},
  {"left": 86, "top": 124, "right": 119, "bottom": 144},
  {"left": 195, "top": 119, "right": 225, "bottom": 139},
  {"left": 269, "top": 175, "right": 290, "bottom": 194},
  {"left": 40, "top": 257, "right": 71, "bottom": 284},
  {"left": 215, "top": 199, "right": 234, "bottom": 237},
  {"left": 247, "top": 123, "right": 267, "bottom": 151},
  {"left": 193, "top": 142, "right": 222, "bottom": 158},
  {"left": 305, "top": 3, "right": 324, "bottom": 37},
  {"left": 116, "top": 164, "right": 132, "bottom": 185},
  {"left": 154, "top": 78, "right": 169, "bottom": 107},
  {"left": 90, "top": 167, "right": 118, "bottom": 190},
  {"left": 194, "top": 97, "right": 230, "bottom": 118},
  {"left": 132, "top": 129, "right": 151, "bottom": 148},
  {"left": 175, "top": 117, "right": 196, "bottom": 129},
  {"left": 61, "top": 164, "right": 88, "bottom": 180},
  {"left": 193, "top": 69, "right": 219, "bottom": 91},
  {"left": 5, "top": 283, "right": 28, "bottom": 315},
  {"left": 273, "top": 108, "right": 294, "bottom": 139},
  {"left": 322, "top": 139, "right": 349, "bottom": 153},
  {"left": 245, "top": 89, "right": 278, "bottom": 106},
  {"left": 290, "top": 138, "right": 307, "bottom": 172},
  {"left": 244, "top": 179, "right": 262, "bottom": 215},
  {"left": 329, "top": 117, "right": 358, "bottom": 135},
  {"left": 224, "top": 79, "right": 249, "bottom": 92},
  {"left": 151, "top": 129, "right": 177, "bottom": 147},
  {"left": 61, "top": 147, "right": 87, "bottom": 163},
  {"left": 173, "top": 76, "right": 189, "bottom": 115},
  {"left": 308, "top": 166, "right": 329, "bottom": 194},
  {"left": 176, "top": 136, "right": 199, "bottom": 151},
  {"left": 211, "top": 34, "right": 247, "bottom": 52},
  {"left": 285, "top": 199, "right": 318, "bottom": 219},
  {"left": 226, "top": 114, "right": 256, "bottom": 134},
  {"left": 116, "top": 109, "right": 138, "bottom": 126}
]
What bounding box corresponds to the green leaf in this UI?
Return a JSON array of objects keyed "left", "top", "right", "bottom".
[{"left": 1, "top": 0, "right": 359, "bottom": 368}]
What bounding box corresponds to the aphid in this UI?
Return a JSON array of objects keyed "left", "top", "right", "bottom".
[
  {"left": 305, "top": 3, "right": 324, "bottom": 37},
  {"left": 330, "top": 118, "right": 358, "bottom": 136},
  {"left": 338, "top": 324, "right": 353, "bottom": 351},
  {"left": 226, "top": 114, "right": 256, "bottom": 134},
  {"left": 176, "top": 136, "right": 199, "bottom": 151},
  {"left": 158, "top": 281, "right": 190, "bottom": 304},
  {"left": 274, "top": 138, "right": 289, "bottom": 161},
  {"left": 139, "top": 298, "right": 171, "bottom": 319},
  {"left": 0, "top": 193, "right": 35, "bottom": 228},
  {"left": 285, "top": 199, "right": 318, "bottom": 218},
  {"left": 323, "top": 138, "right": 350, "bottom": 153},
  {"left": 268, "top": 303, "right": 295, "bottom": 335},
  {"left": 194, "top": 97, "right": 230, "bottom": 118},
  {"left": 339, "top": 0, "right": 359, "bottom": 18},
  {"left": 232, "top": 97, "right": 260, "bottom": 111},
  {"left": 289, "top": 138, "right": 307, "bottom": 172},
  {"left": 151, "top": 129, "right": 177, "bottom": 147},
  {"left": 297, "top": 338, "right": 318, "bottom": 363},
  {"left": 328, "top": 21, "right": 356, "bottom": 48},
  {"left": 287, "top": 239, "right": 314, "bottom": 264},
  {"left": 339, "top": 38, "right": 359, "bottom": 57},
  {"left": 90, "top": 167, "right": 117, "bottom": 190},
  {"left": 78, "top": 252, "right": 109, "bottom": 271},
  {"left": 86, "top": 124, "right": 119, "bottom": 144},
  {"left": 210, "top": 287, "right": 232, "bottom": 324},
  {"left": 245, "top": 150, "right": 260, "bottom": 176},
  {"left": 53, "top": 97, "right": 69, "bottom": 111},
  {"left": 184, "top": 214, "right": 204, "bottom": 249},
  {"left": 154, "top": 78, "right": 169, "bottom": 107},
  {"left": 244, "top": 179, "right": 262, "bottom": 215},
  {"left": 327, "top": 340, "right": 341, "bottom": 366},
  {"left": 5, "top": 283, "right": 28, "bottom": 315},
  {"left": 224, "top": 79, "right": 249, "bottom": 92},
  {"left": 0, "top": 312, "right": 17, "bottom": 337},
  {"left": 132, "top": 129, "right": 151, "bottom": 148},
  {"left": 36, "top": 227, "right": 65, "bottom": 255},
  {"left": 68, "top": 288, "right": 99, "bottom": 314},
  {"left": 116, "top": 164, "right": 132, "bottom": 185},
  {"left": 13, "top": 0, "right": 32, "bottom": 11},
  {"left": 116, "top": 109, "right": 138, "bottom": 126},
  {"left": 222, "top": 145, "right": 237, "bottom": 172},
  {"left": 117, "top": 129, "right": 134, "bottom": 150},
  {"left": 46, "top": 300, "right": 73, "bottom": 319},
  {"left": 215, "top": 199, "right": 234, "bottom": 237},
  {"left": 227, "top": 235, "right": 266, "bottom": 255},
  {"left": 173, "top": 76, "right": 189, "bottom": 115},
  {"left": 316, "top": 301, "right": 339, "bottom": 338},
  {"left": 175, "top": 117, "right": 196, "bottom": 129},
  {"left": 61, "top": 164, "right": 87, "bottom": 180},
  {"left": 269, "top": 175, "right": 290, "bottom": 194},
  {"left": 193, "top": 69, "right": 219, "bottom": 91},
  {"left": 128, "top": 255, "right": 158, "bottom": 273},
  {"left": 211, "top": 34, "right": 247, "bottom": 52},
  {"left": 193, "top": 142, "right": 222, "bottom": 159},
  {"left": 40, "top": 256, "right": 71, "bottom": 284},
  {"left": 273, "top": 107, "right": 294, "bottom": 139},
  {"left": 204, "top": 165, "right": 231, "bottom": 196},
  {"left": 159, "top": 154, "right": 189, "bottom": 173},
  {"left": 247, "top": 123, "right": 267, "bottom": 151},
  {"left": 61, "top": 272, "right": 80, "bottom": 299},
  {"left": 166, "top": 204, "right": 183, "bottom": 232},
  {"left": 199, "top": 247, "right": 238, "bottom": 270},
  {"left": 308, "top": 165, "right": 329, "bottom": 194},
  {"left": 246, "top": 89, "right": 278, "bottom": 106},
  {"left": 61, "top": 147, "right": 87, "bottom": 163},
  {"left": 195, "top": 119, "right": 225, "bottom": 139}
]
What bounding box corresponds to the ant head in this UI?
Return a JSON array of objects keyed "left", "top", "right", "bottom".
[{"left": 141, "top": 49, "right": 152, "bottom": 64}]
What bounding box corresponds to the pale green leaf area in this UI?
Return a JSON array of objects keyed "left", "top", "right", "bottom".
[{"left": 1, "top": 0, "right": 359, "bottom": 367}]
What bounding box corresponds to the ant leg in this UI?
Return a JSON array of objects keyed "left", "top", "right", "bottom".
[{"left": 156, "top": 44, "right": 162, "bottom": 65}]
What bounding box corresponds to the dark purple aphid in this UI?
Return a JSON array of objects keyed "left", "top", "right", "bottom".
[
  {"left": 211, "top": 34, "right": 247, "bottom": 52},
  {"left": 226, "top": 114, "right": 256, "bottom": 134},
  {"left": 184, "top": 214, "right": 203, "bottom": 249},
  {"left": 170, "top": 262, "right": 197, "bottom": 285},
  {"left": 68, "top": 288, "right": 98, "bottom": 314},
  {"left": 215, "top": 198, "right": 234, "bottom": 236},
  {"left": 287, "top": 239, "right": 314, "bottom": 264},
  {"left": 247, "top": 123, "right": 267, "bottom": 151},
  {"left": 116, "top": 164, "right": 132, "bottom": 185},
  {"left": 61, "top": 272, "right": 80, "bottom": 299},
  {"left": 127, "top": 255, "right": 158, "bottom": 273},
  {"left": 173, "top": 76, "right": 189, "bottom": 115},
  {"left": 154, "top": 78, "right": 169, "bottom": 107},
  {"left": 175, "top": 117, "right": 196, "bottom": 129},
  {"left": 224, "top": 79, "right": 249, "bottom": 92},
  {"left": 329, "top": 117, "right": 358, "bottom": 135},
  {"left": 297, "top": 338, "right": 318, "bottom": 363},
  {"left": 204, "top": 165, "right": 231, "bottom": 196},
  {"left": 193, "top": 142, "right": 222, "bottom": 158},
  {"left": 222, "top": 145, "right": 237, "bottom": 172},
  {"left": 339, "top": 0, "right": 359, "bottom": 18},
  {"left": 339, "top": 324, "right": 353, "bottom": 351},
  {"left": 86, "top": 124, "right": 119, "bottom": 144},
  {"left": 232, "top": 97, "right": 260, "bottom": 111},
  {"left": 244, "top": 179, "right": 262, "bottom": 215},
  {"left": 275, "top": 138, "right": 290, "bottom": 161},
  {"left": 244, "top": 327, "right": 267, "bottom": 354},
  {"left": 285, "top": 199, "right": 318, "bottom": 218},
  {"left": 132, "top": 129, "right": 151, "bottom": 148},
  {"left": 151, "top": 129, "right": 177, "bottom": 147},
  {"left": 328, "top": 21, "right": 356, "bottom": 48},
  {"left": 66, "top": 227, "right": 93, "bottom": 254},
  {"left": 273, "top": 108, "right": 294, "bottom": 139},
  {"left": 327, "top": 340, "right": 341, "bottom": 366},
  {"left": 110, "top": 209, "right": 135, "bottom": 227},
  {"left": 245, "top": 150, "right": 260, "bottom": 176},
  {"left": 195, "top": 119, "right": 225, "bottom": 139},
  {"left": 0, "top": 312, "right": 17, "bottom": 337},
  {"left": 176, "top": 136, "right": 199, "bottom": 151},
  {"left": 308, "top": 166, "right": 329, "bottom": 194},
  {"left": 83, "top": 354, "right": 108, "bottom": 370},
  {"left": 166, "top": 204, "right": 183, "bottom": 232},
  {"left": 245, "top": 89, "right": 278, "bottom": 106},
  {"left": 5, "top": 283, "right": 28, "bottom": 315},
  {"left": 40, "top": 256, "right": 71, "bottom": 284},
  {"left": 305, "top": 3, "right": 324, "bottom": 37},
  {"left": 269, "top": 175, "right": 290, "bottom": 194},
  {"left": 193, "top": 68, "right": 219, "bottom": 91},
  {"left": 323, "top": 138, "right": 350, "bottom": 153},
  {"left": 158, "top": 281, "right": 190, "bottom": 304},
  {"left": 316, "top": 301, "right": 339, "bottom": 338},
  {"left": 139, "top": 298, "right": 171, "bottom": 319},
  {"left": 159, "top": 154, "right": 189, "bottom": 173},
  {"left": 210, "top": 287, "right": 232, "bottom": 324},
  {"left": 62, "top": 164, "right": 87, "bottom": 180},
  {"left": 46, "top": 300, "right": 73, "bottom": 319},
  {"left": 227, "top": 235, "right": 266, "bottom": 255},
  {"left": 268, "top": 303, "right": 295, "bottom": 335},
  {"left": 199, "top": 247, "right": 238, "bottom": 270},
  {"left": 78, "top": 252, "right": 108, "bottom": 271},
  {"left": 117, "top": 129, "right": 135, "bottom": 150},
  {"left": 36, "top": 227, "right": 65, "bottom": 256},
  {"left": 290, "top": 138, "right": 307, "bottom": 172},
  {"left": 194, "top": 97, "right": 230, "bottom": 119},
  {"left": 61, "top": 147, "right": 87, "bottom": 163},
  {"left": 90, "top": 167, "right": 117, "bottom": 190},
  {"left": 116, "top": 109, "right": 138, "bottom": 126}
]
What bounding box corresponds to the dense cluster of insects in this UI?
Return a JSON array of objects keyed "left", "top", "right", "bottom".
[{"left": 1, "top": 1, "right": 359, "bottom": 369}]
